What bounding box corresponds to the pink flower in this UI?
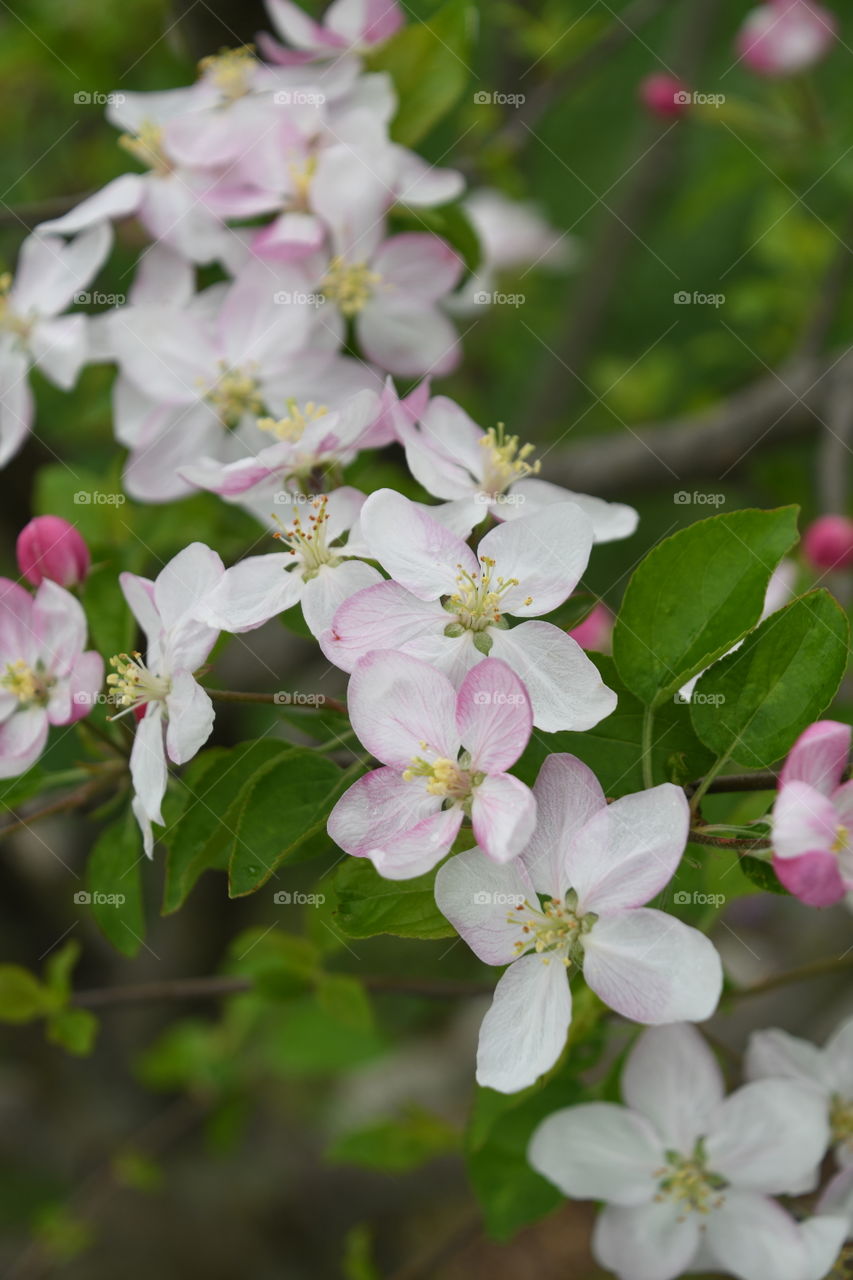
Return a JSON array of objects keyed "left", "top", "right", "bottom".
[
  {"left": 435, "top": 757, "right": 722, "bottom": 1092},
  {"left": 638, "top": 73, "right": 691, "bottom": 119},
  {"left": 328, "top": 650, "right": 536, "bottom": 878},
  {"left": 321, "top": 489, "right": 617, "bottom": 732},
  {"left": 17, "top": 516, "right": 90, "bottom": 588},
  {"left": 261, "top": 0, "right": 404, "bottom": 66},
  {"left": 772, "top": 720, "right": 853, "bottom": 906},
  {"left": 0, "top": 578, "right": 103, "bottom": 777},
  {"left": 113, "top": 544, "right": 224, "bottom": 856},
  {"left": 0, "top": 228, "right": 109, "bottom": 465},
  {"left": 803, "top": 515, "right": 853, "bottom": 571},
  {"left": 397, "top": 395, "right": 637, "bottom": 540},
  {"left": 736, "top": 0, "right": 838, "bottom": 77},
  {"left": 529, "top": 1024, "right": 843, "bottom": 1280},
  {"left": 568, "top": 603, "right": 613, "bottom": 652}
]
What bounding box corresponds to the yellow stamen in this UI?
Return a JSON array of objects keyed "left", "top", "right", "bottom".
[
  {"left": 479, "top": 423, "right": 541, "bottom": 495},
  {"left": 106, "top": 652, "right": 170, "bottom": 714},
  {"left": 320, "top": 257, "right": 382, "bottom": 317},
  {"left": 447, "top": 556, "right": 520, "bottom": 632},
  {"left": 402, "top": 755, "right": 470, "bottom": 799},
  {"left": 203, "top": 363, "right": 264, "bottom": 428},
  {"left": 1, "top": 659, "right": 51, "bottom": 706},
  {"left": 198, "top": 45, "right": 257, "bottom": 101},
  {"left": 257, "top": 400, "right": 328, "bottom": 443},
  {"left": 273, "top": 495, "right": 339, "bottom": 577},
  {"left": 118, "top": 121, "right": 171, "bottom": 177}
]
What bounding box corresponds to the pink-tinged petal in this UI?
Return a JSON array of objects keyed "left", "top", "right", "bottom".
[
  {"left": 507, "top": 477, "right": 639, "bottom": 543},
  {"left": 781, "top": 719, "right": 851, "bottom": 794},
  {"left": 0, "top": 577, "right": 36, "bottom": 663},
  {"left": 32, "top": 580, "right": 86, "bottom": 677},
  {"left": 410, "top": 394, "right": 484, "bottom": 478},
  {"left": 623, "top": 1025, "right": 725, "bottom": 1152},
  {"left": 832, "top": 777, "right": 853, "bottom": 825},
  {"left": 195, "top": 553, "right": 303, "bottom": 633},
  {"left": 401, "top": 627, "right": 482, "bottom": 687},
  {"left": 372, "top": 234, "right": 464, "bottom": 301},
  {"left": 488, "top": 622, "right": 617, "bottom": 732},
  {"left": 0, "top": 346, "right": 34, "bottom": 467},
  {"left": 328, "top": 768, "right": 460, "bottom": 879},
  {"left": 434, "top": 846, "right": 536, "bottom": 965},
  {"left": 358, "top": 299, "right": 460, "bottom": 378},
  {"left": 36, "top": 175, "right": 142, "bottom": 237},
  {"left": 347, "top": 649, "right": 459, "bottom": 768},
  {"left": 397, "top": 413, "right": 480, "bottom": 501},
  {"left": 471, "top": 773, "right": 537, "bottom": 865},
  {"left": 478, "top": 502, "right": 594, "bottom": 617},
  {"left": 456, "top": 658, "right": 532, "bottom": 772},
  {"left": 368, "top": 806, "right": 463, "bottom": 880},
  {"left": 153, "top": 541, "right": 225, "bottom": 637},
  {"left": 529, "top": 1103, "right": 662, "bottom": 1206},
  {"left": 594, "top": 1201, "right": 700, "bottom": 1280},
  {"left": 476, "top": 953, "right": 571, "bottom": 1093},
  {"left": 773, "top": 779, "right": 839, "bottom": 860},
  {"left": 568, "top": 784, "right": 689, "bottom": 914},
  {"left": 326, "top": 0, "right": 404, "bottom": 44},
  {"left": 300, "top": 559, "right": 381, "bottom": 639},
  {"left": 745, "top": 1027, "right": 830, "bottom": 1091},
  {"left": 129, "top": 244, "right": 195, "bottom": 308},
  {"left": 252, "top": 212, "right": 326, "bottom": 262},
  {"left": 130, "top": 703, "right": 167, "bottom": 827},
  {"left": 818, "top": 1164, "right": 853, "bottom": 1216},
  {"left": 392, "top": 148, "right": 464, "bottom": 208},
  {"left": 320, "top": 580, "right": 446, "bottom": 673},
  {"left": 106, "top": 305, "right": 217, "bottom": 403},
  {"left": 360, "top": 488, "right": 475, "bottom": 599},
  {"left": 0, "top": 708, "right": 49, "bottom": 778},
  {"left": 707, "top": 1192, "right": 814, "bottom": 1280},
  {"left": 582, "top": 908, "right": 722, "bottom": 1024},
  {"left": 706, "top": 1080, "right": 829, "bottom": 1195},
  {"left": 165, "top": 674, "right": 214, "bottom": 765},
  {"left": 13, "top": 226, "right": 110, "bottom": 316},
  {"left": 267, "top": 0, "right": 331, "bottom": 50},
  {"left": 774, "top": 849, "right": 846, "bottom": 906},
  {"left": 519, "top": 754, "right": 606, "bottom": 900},
  {"left": 61, "top": 651, "right": 104, "bottom": 725},
  {"left": 123, "top": 405, "right": 227, "bottom": 503}
]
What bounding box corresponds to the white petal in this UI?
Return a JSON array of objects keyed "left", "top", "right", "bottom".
[
  {"left": 476, "top": 953, "right": 571, "bottom": 1093},
  {"left": 529, "top": 1103, "right": 662, "bottom": 1205},
  {"left": 434, "top": 846, "right": 537, "bottom": 965},
  {"left": 300, "top": 559, "right": 381, "bottom": 639},
  {"left": 705, "top": 1079, "right": 830, "bottom": 1195},
  {"left": 477, "top": 501, "right": 594, "bottom": 616},
  {"left": 470, "top": 773, "right": 537, "bottom": 865},
  {"left": 622, "top": 1024, "right": 725, "bottom": 1152},
  {"left": 519, "top": 753, "right": 606, "bottom": 900},
  {"left": 745, "top": 1027, "right": 829, "bottom": 1092},
  {"left": 346, "top": 649, "right": 459, "bottom": 768},
  {"left": 509, "top": 477, "right": 639, "bottom": 544},
  {"left": 488, "top": 621, "right": 617, "bottom": 732},
  {"left": 360, "top": 487, "right": 474, "bottom": 599},
  {"left": 165, "top": 674, "right": 214, "bottom": 765},
  {"left": 706, "top": 1192, "right": 814, "bottom": 1280},
  {"left": 130, "top": 704, "right": 167, "bottom": 828},
  {"left": 594, "top": 1202, "right": 700, "bottom": 1280},
  {"left": 197, "top": 553, "right": 303, "bottom": 633}
]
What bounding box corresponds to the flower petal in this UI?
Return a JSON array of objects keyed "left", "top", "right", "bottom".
[
  {"left": 196, "top": 553, "right": 303, "bottom": 633},
  {"left": 477, "top": 501, "right": 594, "bottom": 616},
  {"left": 471, "top": 773, "right": 537, "bottom": 864},
  {"left": 780, "top": 720, "right": 851, "bottom": 795},
  {"left": 519, "top": 753, "right": 606, "bottom": 900},
  {"left": 347, "top": 649, "right": 459, "bottom": 770},
  {"left": 508, "top": 478, "right": 639, "bottom": 544},
  {"left": 321, "top": 580, "right": 447, "bottom": 673},
  {"left": 130, "top": 704, "right": 167, "bottom": 828},
  {"left": 488, "top": 621, "right": 617, "bottom": 732},
  {"left": 434, "top": 846, "right": 536, "bottom": 964},
  {"left": 0, "top": 707, "right": 48, "bottom": 778},
  {"left": 456, "top": 658, "right": 532, "bottom": 772},
  {"left": 773, "top": 849, "right": 846, "bottom": 907},
  {"left": 300, "top": 559, "right": 382, "bottom": 639},
  {"left": 773, "top": 780, "right": 839, "bottom": 859},
  {"left": 476, "top": 953, "right": 571, "bottom": 1093},
  {"left": 621, "top": 1024, "right": 725, "bottom": 1152},
  {"left": 745, "top": 1027, "right": 829, "bottom": 1092},
  {"left": 357, "top": 298, "right": 460, "bottom": 378},
  {"left": 165, "top": 674, "right": 214, "bottom": 765},
  {"left": 371, "top": 233, "right": 463, "bottom": 301},
  {"left": 706, "top": 1192, "right": 816, "bottom": 1280},
  {"left": 529, "top": 1103, "right": 662, "bottom": 1205},
  {"left": 360, "top": 488, "right": 475, "bottom": 599},
  {"left": 706, "top": 1079, "right": 830, "bottom": 1194},
  {"left": 593, "top": 1201, "right": 700, "bottom": 1280}
]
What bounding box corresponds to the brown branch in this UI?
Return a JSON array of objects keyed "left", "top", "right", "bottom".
[
  {"left": 206, "top": 687, "right": 347, "bottom": 715},
  {"left": 686, "top": 769, "right": 779, "bottom": 797},
  {"left": 688, "top": 830, "right": 770, "bottom": 852},
  {"left": 0, "top": 768, "right": 125, "bottom": 841},
  {"left": 731, "top": 953, "right": 853, "bottom": 1001}
]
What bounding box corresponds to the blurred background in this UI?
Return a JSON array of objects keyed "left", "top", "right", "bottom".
[{"left": 0, "top": 0, "right": 852, "bottom": 1276}]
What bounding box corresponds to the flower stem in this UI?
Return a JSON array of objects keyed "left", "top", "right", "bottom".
[{"left": 641, "top": 706, "right": 655, "bottom": 788}]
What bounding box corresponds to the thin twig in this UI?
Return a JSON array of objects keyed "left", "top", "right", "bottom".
[
  {"left": 687, "top": 830, "right": 770, "bottom": 852},
  {"left": 730, "top": 953, "right": 853, "bottom": 1001},
  {"left": 206, "top": 687, "right": 347, "bottom": 715}
]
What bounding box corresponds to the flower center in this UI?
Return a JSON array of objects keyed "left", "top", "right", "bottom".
[
  {"left": 257, "top": 400, "right": 328, "bottom": 443},
  {"left": 320, "top": 258, "right": 382, "bottom": 317},
  {"left": 1, "top": 659, "right": 52, "bottom": 707},
  {"left": 509, "top": 889, "right": 595, "bottom": 967},
  {"left": 444, "top": 556, "right": 530, "bottom": 640},
  {"left": 204, "top": 363, "right": 264, "bottom": 428},
  {"left": 831, "top": 824, "right": 850, "bottom": 854},
  {"left": 287, "top": 156, "right": 317, "bottom": 211},
  {"left": 478, "top": 423, "right": 541, "bottom": 496},
  {"left": 402, "top": 754, "right": 475, "bottom": 801},
  {"left": 831, "top": 1094, "right": 853, "bottom": 1153},
  {"left": 107, "top": 652, "right": 171, "bottom": 715},
  {"left": 118, "top": 121, "right": 172, "bottom": 177},
  {"left": 0, "top": 274, "right": 32, "bottom": 342},
  {"left": 274, "top": 495, "right": 340, "bottom": 578},
  {"left": 654, "top": 1140, "right": 728, "bottom": 1217},
  {"left": 198, "top": 45, "right": 256, "bottom": 101}
]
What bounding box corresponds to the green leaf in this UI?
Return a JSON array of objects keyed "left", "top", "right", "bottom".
[
  {"left": 368, "top": 0, "right": 476, "bottom": 146},
  {"left": 162, "top": 740, "right": 295, "bottom": 913},
  {"left": 0, "top": 965, "right": 52, "bottom": 1023},
  {"left": 227, "top": 928, "right": 319, "bottom": 1000},
  {"left": 86, "top": 810, "right": 145, "bottom": 957},
  {"left": 690, "top": 590, "right": 849, "bottom": 768},
  {"left": 228, "top": 749, "right": 345, "bottom": 897},
  {"left": 46, "top": 1007, "right": 99, "bottom": 1056},
  {"left": 81, "top": 561, "right": 135, "bottom": 659},
  {"left": 42, "top": 938, "right": 81, "bottom": 1006},
  {"left": 515, "top": 655, "right": 715, "bottom": 797},
  {"left": 316, "top": 974, "right": 373, "bottom": 1032},
  {"left": 613, "top": 507, "right": 800, "bottom": 707},
  {"left": 334, "top": 858, "right": 455, "bottom": 940},
  {"left": 740, "top": 855, "right": 788, "bottom": 895},
  {"left": 328, "top": 1106, "right": 459, "bottom": 1172}
]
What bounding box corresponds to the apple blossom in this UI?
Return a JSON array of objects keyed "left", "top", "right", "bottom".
[
  {"left": 746, "top": 1014, "right": 853, "bottom": 1167},
  {"left": 771, "top": 719, "right": 853, "bottom": 906},
  {"left": 639, "top": 73, "right": 691, "bottom": 119},
  {"left": 396, "top": 395, "right": 638, "bottom": 540},
  {"left": 111, "top": 544, "right": 224, "bottom": 856},
  {"left": 0, "top": 227, "right": 110, "bottom": 465},
  {"left": 327, "top": 650, "right": 535, "bottom": 878},
  {"left": 736, "top": 0, "right": 838, "bottom": 77},
  {"left": 16, "top": 516, "right": 90, "bottom": 589},
  {"left": 321, "top": 489, "right": 617, "bottom": 733},
  {"left": 803, "top": 514, "right": 853, "bottom": 571},
  {"left": 528, "top": 1023, "right": 845, "bottom": 1280},
  {"left": 0, "top": 577, "right": 103, "bottom": 778},
  {"left": 568, "top": 602, "right": 613, "bottom": 652},
  {"left": 260, "top": 0, "right": 404, "bottom": 66},
  {"left": 434, "top": 755, "right": 722, "bottom": 1092}
]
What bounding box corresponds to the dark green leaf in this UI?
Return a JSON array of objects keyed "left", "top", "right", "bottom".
[
  {"left": 0, "top": 965, "right": 52, "bottom": 1023},
  {"left": 86, "top": 810, "right": 145, "bottom": 957},
  {"left": 335, "top": 858, "right": 455, "bottom": 940},
  {"left": 328, "top": 1106, "right": 459, "bottom": 1172}
]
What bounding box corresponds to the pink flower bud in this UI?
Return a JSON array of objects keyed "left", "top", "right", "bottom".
[
  {"left": 736, "top": 0, "right": 837, "bottom": 77},
  {"left": 16, "top": 516, "right": 91, "bottom": 588},
  {"left": 639, "top": 74, "right": 691, "bottom": 119},
  {"left": 569, "top": 604, "right": 614, "bottom": 653},
  {"left": 802, "top": 515, "right": 853, "bottom": 571}
]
